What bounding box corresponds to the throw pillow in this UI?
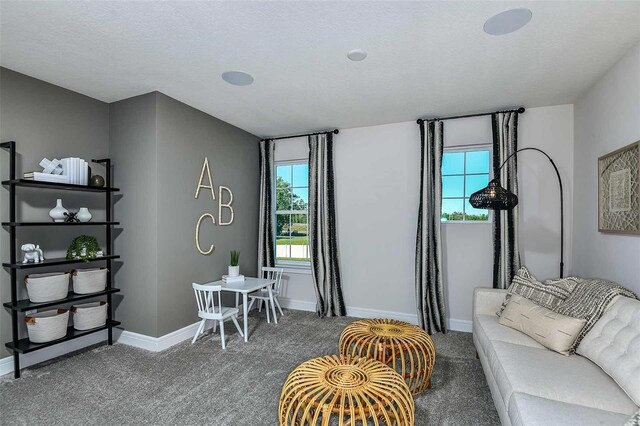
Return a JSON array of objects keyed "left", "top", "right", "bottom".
[
  {"left": 577, "top": 297, "right": 640, "bottom": 406},
  {"left": 626, "top": 410, "right": 640, "bottom": 426},
  {"left": 496, "top": 266, "right": 578, "bottom": 316},
  {"left": 499, "top": 294, "right": 586, "bottom": 355}
]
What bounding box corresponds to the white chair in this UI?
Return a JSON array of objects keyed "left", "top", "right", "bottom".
[
  {"left": 191, "top": 282, "right": 243, "bottom": 349},
  {"left": 247, "top": 267, "right": 284, "bottom": 323}
]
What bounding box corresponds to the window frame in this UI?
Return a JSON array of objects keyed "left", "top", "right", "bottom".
[
  {"left": 441, "top": 144, "right": 493, "bottom": 224},
  {"left": 274, "top": 159, "right": 311, "bottom": 269}
]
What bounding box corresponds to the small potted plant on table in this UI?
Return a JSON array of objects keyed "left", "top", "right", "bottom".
[{"left": 229, "top": 250, "right": 240, "bottom": 277}]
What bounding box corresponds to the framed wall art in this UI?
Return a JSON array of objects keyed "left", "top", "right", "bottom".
[{"left": 598, "top": 140, "right": 639, "bottom": 234}]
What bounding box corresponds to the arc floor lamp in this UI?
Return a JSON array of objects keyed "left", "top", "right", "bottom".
[{"left": 469, "top": 147, "right": 565, "bottom": 278}]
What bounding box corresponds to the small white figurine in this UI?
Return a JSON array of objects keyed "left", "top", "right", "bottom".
[{"left": 21, "top": 244, "right": 45, "bottom": 264}]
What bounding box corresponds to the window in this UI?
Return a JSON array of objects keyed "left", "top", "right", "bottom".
[
  {"left": 441, "top": 146, "right": 491, "bottom": 222},
  {"left": 275, "top": 161, "right": 310, "bottom": 265}
]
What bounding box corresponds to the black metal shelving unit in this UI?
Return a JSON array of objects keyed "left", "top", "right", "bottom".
[{"left": 1, "top": 141, "right": 122, "bottom": 378}]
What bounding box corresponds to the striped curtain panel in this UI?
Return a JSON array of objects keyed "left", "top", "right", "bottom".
[
  {"left": 492, "top": 112, "right": 521, "bottom": 289},
  {"left": 257, "top": 139, "right": 275, "bottom": 271},
  {"left": 308, "top": 132, "right": 346, "bottom": 318},
  {"left": 415, "top": 120, "right": 447, "bottom": 334}
]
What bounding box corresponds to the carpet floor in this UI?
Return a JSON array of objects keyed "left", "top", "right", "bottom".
[{"left": 0, "top": 310, "right": 499, "bottom": 425}]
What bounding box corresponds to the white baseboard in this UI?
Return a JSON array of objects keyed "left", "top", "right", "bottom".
[
  {"left": 447, "top": 318, "right": 473, "bottom": 333},
  {"left": 1, "top": 301, "right": 472, "bottom": 377},
  {"left": 0, "top": 330, "right": 108, "bottom": 377},
  {"left": 115, "top": 320, "right": 211, "bottom": 352},
  {"left": 279, "top": 297, "right": 473, "bottom": 333},
  {"left": 0, "top": 322, "right": 210, "bottom": 377},
  {"left": 279, "top": 297, "right": 316, "bottom": 312}
]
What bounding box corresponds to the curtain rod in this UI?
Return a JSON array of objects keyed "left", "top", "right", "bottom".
[
  {"left": 416, "top": 107, "right": 525, "bottom": 124},
  {"left": 262, "top": 129, "right": 339, "bottom": 142}
]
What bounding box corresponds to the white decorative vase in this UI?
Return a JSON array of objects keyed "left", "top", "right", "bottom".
[
  {"left": 77, "top": 207, "right": 92, "bottom": 223},
  {"left": 49, "top": 199, "right": 68, "bottom": 222},
  {"left": 228, "top": 265, "right": 240, "bottom": 277}
]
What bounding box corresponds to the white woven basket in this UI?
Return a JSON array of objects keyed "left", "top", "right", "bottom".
[
  {"left": 72, "top": 268, "right": 107, "bottom": 294},
  {"left": 71, "top": 301, "right": 107, "bottom": 330},
  {"left": 25, "top": 309, "right": 69, "bottom": 343},
  {"left": 25, "top": 272, "right": 69, "bottom": 303}
]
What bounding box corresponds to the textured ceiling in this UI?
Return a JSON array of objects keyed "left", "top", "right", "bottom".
[{"left": 1, "top": 1, "right": 639, "bottom": 137}]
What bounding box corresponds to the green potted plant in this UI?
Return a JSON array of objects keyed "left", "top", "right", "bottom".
[
  {"left": 66, "top": 235, "right": 103, "bottom": 262},
  {"left": 229, "top": 250, "right": 240, "bottom": 277}
]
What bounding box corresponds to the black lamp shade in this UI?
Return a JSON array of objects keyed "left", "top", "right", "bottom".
[{"left": 469, "top": 178, "right": 518, "bottom": 210}]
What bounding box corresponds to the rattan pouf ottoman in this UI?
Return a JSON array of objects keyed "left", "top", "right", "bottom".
[
  {"left": 339, "top": 318, "right": 435, "bottom": 395},
  {"left": 279, "top": 355, "right": 414, "bottom": 426}
]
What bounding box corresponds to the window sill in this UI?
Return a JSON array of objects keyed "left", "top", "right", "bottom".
[
  {"left": 440, "top": 220, "right": 491, "bottom": 225},
  {"left": 276, "top": 263, "right": 313, "bottom": 275}
]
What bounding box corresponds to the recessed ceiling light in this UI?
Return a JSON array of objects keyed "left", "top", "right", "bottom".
[
  {"left": 221, "top": 71, "right": 254, "bottom": 86},
  {"left": 484, "top": 9, "right": 532, "bottom": 35},
  {"left": 347, "top": 49, "right": 367, "bottom": 61}
]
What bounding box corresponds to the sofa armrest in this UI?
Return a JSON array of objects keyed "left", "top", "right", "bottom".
[{"left": 473, "top": 287, "right": 508, "bottom": 317}]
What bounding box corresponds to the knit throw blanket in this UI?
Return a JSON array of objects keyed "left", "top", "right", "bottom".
[
  {"left": 554, "top": 278, "right": 637, "bottom": 352},
  {"left": 626, "top": 410, "right": 640, "bottom": 426}
]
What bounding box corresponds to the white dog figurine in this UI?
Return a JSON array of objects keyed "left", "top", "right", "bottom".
[{"left": 21, "top": 244, "right": 44, "bottom": 264}]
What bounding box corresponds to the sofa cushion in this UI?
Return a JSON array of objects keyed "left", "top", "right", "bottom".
[
  {"left": 488, "top": 340, "right": 637, "bottom": 415},
  {"left": 508, "top": 392, "right": 632, "bottom": 426},
  {"left": 578, "top": 297, "right": 640, "bottom": 406},
  {"left": 499, "top": 295, "right": 586, "bottom": 355},
  {"left": 474, "top": 288, "right": 509, "bottom": 316},
  {"left": 498, "top": 267, "right": 578, "bottom": 316},
  {"left": 475, "top": 313, "right": 545, "bottom": 349}
]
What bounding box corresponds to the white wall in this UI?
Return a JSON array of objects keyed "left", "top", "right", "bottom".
[
  {"left": 275, "top": 104, "right": 574, "bottom": 328},
  {"left": 573, "top": 42, "right": 640, "bottom": 293}
]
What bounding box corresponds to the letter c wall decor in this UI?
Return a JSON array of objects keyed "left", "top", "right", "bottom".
[{"left": 195, "top": 213, "right": 215, "bottom": 255}]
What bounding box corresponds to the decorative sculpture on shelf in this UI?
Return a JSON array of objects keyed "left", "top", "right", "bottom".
[
  {"left": 39, "top": 158, "right": 64, "bottom": 175},
  {"left": 64, "top": 211, "right": 80, "bottom": 223},
  {"left": 21, "top": 244, "right": 44, "bottom": 264},
  {"left": 90, "top": 174, "right": 105, "bottom": 187}
]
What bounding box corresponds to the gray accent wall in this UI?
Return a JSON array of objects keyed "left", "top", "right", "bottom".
[
  {"left": 109, "top": 92, "right": 159, "bottom": 337},
  {"left": 155, "top": 93, "right": 259, "bottom": 336},
  {"left": 110, "top": 92, "right": 260, "bottom": 338},
  {"left": 0, "top": 68, "right": 110, "bottom": 357},
  {"left": 1, "top": 71, "right": 260, "bottom": 362}
]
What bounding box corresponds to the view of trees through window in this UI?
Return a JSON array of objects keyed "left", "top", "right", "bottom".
[
  {"left": 275, "top": 163, "right": 310, "bottom": 263},
  {"left": 442, "top": 148, "right": 491, "bottom": 221}
]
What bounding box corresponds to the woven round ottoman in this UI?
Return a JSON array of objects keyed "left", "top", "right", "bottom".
[
  {"left": 339, "top": 318, "right": 435, "bottom": 395},
  {"left": 279, "top": 355, "right": 414, "bottom": 426}
]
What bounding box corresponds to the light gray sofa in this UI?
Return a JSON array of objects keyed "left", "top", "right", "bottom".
[{"left": 473, "top": 288, "right": 639, "bottom": 426}]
